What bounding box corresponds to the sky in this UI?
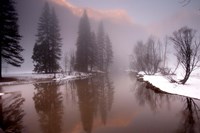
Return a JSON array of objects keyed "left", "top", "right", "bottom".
[
  {"left": 69, "top": 0, "right": 199, "bottom": 25},
  {"left": 3, "top": 0, "right": 200, "bottom": 73}
]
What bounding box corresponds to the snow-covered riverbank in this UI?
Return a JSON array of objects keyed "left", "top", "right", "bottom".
[
  {"left": 0, "top": 72, "right": 93, "bottom": 86},
  {"left": 139, "top": 72, "right": 200, "bottom": 100}
]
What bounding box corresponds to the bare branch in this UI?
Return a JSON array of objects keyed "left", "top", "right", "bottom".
[
  {"left": 179, "top": 0, "right": 191, "bottom": 7},
  {"left": 170, "top": 26, "right": 200, "bottom": 84}
]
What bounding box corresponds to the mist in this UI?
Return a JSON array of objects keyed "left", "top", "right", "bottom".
[
  {"left": 2, "top": 0, "right": 200, "bottom": 74},
  {"left": 1, "top": 1, "right": 200, "bottom": 132}
]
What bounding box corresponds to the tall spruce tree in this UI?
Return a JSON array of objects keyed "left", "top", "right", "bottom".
[
  {"left": 49, "top": 8, "right": 62, "bottom": 73},
  {"left": 0, "top": 0, "right": 24, "bottom": 78},
  {"left": 97, "top": 22, "right": 106, "bottom": 71},
  {"left": 96, "top": 22, "right": 113, "bottom": 72},
  {"left": 75, "top": 11, "right": 91, "bottom": 72},
  {"left": 105, "top": 34, "right": 113, "bottom": 71},
  {"left": 32, "top": 3, "right": 62, "bottom": 73},
  {"left": 88, "top": 32, "right": 97, "bottom": 71},
  {"left": 32, "top": 3, "right": 51, "bottom": 73},
  {"left": 70, "top": 51, "right": 75, "bottom": 72}
]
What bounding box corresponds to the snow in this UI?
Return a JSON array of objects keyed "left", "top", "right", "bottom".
[
  {"left": 0, "top": 72, "right": 93, "bottom": 86},
  {"left": 0, "top": 73, "right": 54, "bottom": 86},
  {"left": 141, "top": 73, "right": 200, "bottom": 100},
  {"left": 53, "top": 72, "right": 92, "bottom": 81},
  {"left": 4, "top": 72, "right": 53, "bottom": 79}
]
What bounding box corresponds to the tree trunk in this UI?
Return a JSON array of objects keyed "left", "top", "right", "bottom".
[
  {"left": 0, "top": 58, "right": 2, "bottom": 79},
  {"left": 0, "top": 87, "right": 3, "bottom": 129},
  {"left": 0, "top": 46, "right": 2, "bottom": 79},
  {"left": 181, "top": 68, "right": 191, "bottom": 84}
]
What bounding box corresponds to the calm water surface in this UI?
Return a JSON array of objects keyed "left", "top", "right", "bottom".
[{"left": 1, "top": 72, "right": 200, "bottom": 133}]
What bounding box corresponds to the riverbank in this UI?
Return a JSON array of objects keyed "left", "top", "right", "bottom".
[
  {"left": 0, "top": 72, "right": 93, "bottom": 86},
  {"left": 137, "top": 72, "right": 200, "bottom": 100}
]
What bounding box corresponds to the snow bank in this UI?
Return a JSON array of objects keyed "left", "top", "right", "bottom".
[
  {"left": 141, "top": 73, "right": 200, "bottom": 100},
  {"left": 53, "top": 72, "right": 93, "bottom": 81},
  {"left": 0, "top": 72, "right": 93, "bottom": 86},
  {"left": 0, "top": 73, "right": 54, "bottom": 86}
]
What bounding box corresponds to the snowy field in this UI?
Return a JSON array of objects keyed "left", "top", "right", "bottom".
[{"left": 140, "top": 71, "right": 200, "bottom": 100}]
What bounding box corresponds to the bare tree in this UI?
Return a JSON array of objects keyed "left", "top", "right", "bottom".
[
  {"left": 131, "top": 41, "right": 146, "bottom": 72},
  {"left": 131, "top": 37, "right": 161, "bottom": 75},
  {"left": 162, "top": 36, "right": 168, "bottom": 69},
  {"left": 179, "top": 0, "right": 191, "bottom": 7},
  {"left": 170, "top": 26, "right": 200, "bottom": 84}
]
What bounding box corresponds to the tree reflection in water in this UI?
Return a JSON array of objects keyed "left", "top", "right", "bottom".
[
  {"left": 129, "top": 72, "right": 200, "bottom": 132},
  {"left": 129, "top": 73, "right": 171, "bottom": 112},
  {"left": 33, "top": 82, "right": 63, "bottom": 133},
  {"left": 176, "top": 98, "right": 200, "bottom": 133},
  {"left": 0, "top": 91, "right": 25, "bottom": 133},
  {"left": 67, "top": 80, "right": 78, "bottom": 106},
  {"left": 74, "top": 75, "right": 114, "bottom": 133}
]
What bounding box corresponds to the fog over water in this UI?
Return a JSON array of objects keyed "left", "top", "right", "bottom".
[{"left": 3, "top": 0, "right": 200, "bottom": 73}]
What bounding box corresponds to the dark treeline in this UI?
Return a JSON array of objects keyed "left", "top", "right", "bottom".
[
  {"left": 32, "top": 3, "right": 62, "bottom": 74},
  {"left": 32, "top": 7, "right": 114, "bottom": 74},
  {"left": 0, "top": 0, "right": 24, "bottom": 79},
  {"left": 75, "top": 11, "right": 113, "bottom": 73},
  {"left": 0, "top": 1, "right": 114, "bottom": 78}
]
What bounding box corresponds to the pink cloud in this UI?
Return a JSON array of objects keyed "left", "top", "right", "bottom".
[{"left": 51, "top": 0, "right": 133, "bottom": 24}]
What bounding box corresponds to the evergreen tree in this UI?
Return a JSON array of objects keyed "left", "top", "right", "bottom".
[
  {"left": 70, "top": 51, "right": 75, "bottom": 72},
  {"left": 97, "top": 22, "right": 106, "bottom": 71},
  {"left": 105, "top": 34, "right": 113, "bottom": 71},
  {"left": 63, "top": 52, "right": 68, "bottom": 73},
  {"left": 32, "top": 3, "right": 51, "bottom": 73},
  {"left": 88, "top": 32, "right": 97, "bottom": 71},
  {"left": 75, "top": 11, "right": 91, "bottom": 72},
  {"left": 32, "top": 3, "right": 62, "bottom": 73},
  {"left": 49, "top": 8, "right": 62, "bottom": 73},
  {"left": 0, "top": 0, "right": 24, "bottom": 78}
]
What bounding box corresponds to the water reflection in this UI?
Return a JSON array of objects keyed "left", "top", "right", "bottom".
[
  {"left": 129, "top": 72, "right": 200, "bottom": 133},
  {"left": 74, "top": 75, "right": 114, "bottom": 133},
  {"left": 0, "top": 90, "right": 25, "bottom": 133},
  {"left": 67, "top": 80, "right": 78, "bottom": 106},
  {"left": 2, "top": 73, "right": 199, "bottom": 133},
  {"left": 33, "top": 82, "right": 63, "bottom": 133},
  {"left": 129, "top": 73, "right": 171, "bottom": 111},
  {"left": 177, "top": 98, "right": 200, "bottom": 133}
]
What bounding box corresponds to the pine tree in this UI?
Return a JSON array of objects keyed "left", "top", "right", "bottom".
[
  {"left": 32, "top": 2, "right": 51, "bottom": 73},
  {"left": 32, "top": 3, "right": 62, "bottom": 73},
  {"left": 70, "top": 51, "right": 75, "bottom": 72},
  {"left": 105, "top": 34, "right": 113, "bottom": 71},
  {"left": 63, "top": 52, "right": 68, "bottom": 73},
  {"left": 75, "top": 11, "right": 91, "bottom": 72},
  {"left": 0, "top": 0, "right": 24, "bottom": 78},
  {"left": 88, "top": 32, "right": 97, "bottom": 71},
  {"left": 49, "top": 8, "right": 62, "bottom": 73},
  {"left": 97, "top": 22, "right": 106, "bottom": 71}
]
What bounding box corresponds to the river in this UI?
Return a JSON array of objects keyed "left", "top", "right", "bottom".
[{"left": 0, "top": 72, "right": 200, "bottom": 133}]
